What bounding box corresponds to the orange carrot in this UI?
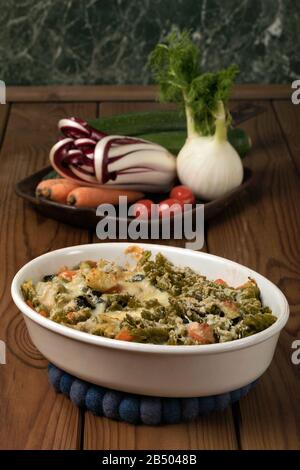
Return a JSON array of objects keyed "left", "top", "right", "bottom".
[
  {"left": 115, "top": 328, "right": 134, "bottom": 342},
  {"left": 48, "top": 182, "right": 80, "bottom": 204},
  {"left": 36, "top": 178, "right": 68, "bottom": 197},
  {"left": 67, "top": 187, "right": 144, "bottom": 208},
  {"left": 36, "top": 179, "right": 79, "bottom": 203},
  {"left": 26, "top": 300, "right": 34, "bottom": 309}
]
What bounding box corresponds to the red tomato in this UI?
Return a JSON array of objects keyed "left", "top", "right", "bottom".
[
  {"left": 214, "top": 278, "right": 227, "bottom": 286},
  {"left": 132, "top": 199, "right": 154, "bottom": 219},
  {"left": 158, "top": 198, "right": 183, "bottom": 218},
  {"left": 187, "top": 322, "right": 215, "bottom": 344},
  {"left": 170, "top": 185, "right": 196, "bottom": 205},
  {"left": 115, "top": 328, "right": 134, "bottom": 342}
]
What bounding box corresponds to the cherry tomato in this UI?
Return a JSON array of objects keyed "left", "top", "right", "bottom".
[
  {"left": 170, "top": 185, "right": 196, "bottom": 205},
  {"left": 132, "top": 199, "right": 154, "bottom": 219},
  {"left": 158, "top": 198, "right": 183, "bottom": 218}
]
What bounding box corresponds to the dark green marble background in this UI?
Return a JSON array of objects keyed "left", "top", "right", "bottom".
[{"left": 0, "top": 0, "right": 297, "bottom": 85}]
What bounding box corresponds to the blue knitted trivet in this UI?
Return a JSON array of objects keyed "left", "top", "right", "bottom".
[{"left": 48, "top": 363, "right": 257, "bottom": 425}]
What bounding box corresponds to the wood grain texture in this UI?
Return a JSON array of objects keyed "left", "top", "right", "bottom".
[
  {"left": 133, "top": 410, "right": 237, "bottom": 450},
  {"left": 84, "top": 410, "right": 237, "bottom": 450},
  {"left": 0, "top": 102, "right": 96, "bottom": 449},
  {"left": 272, "top": 100, "right": 300, "bottom": 174},
  {"left": 6, "top": 84, "right": 291, "bottom": 103},
  {"left": 206, "top": 101, "right": 300, "bottom": 449},
  {"left": 0, "top": 104, "right": 9, "bottom": 149},
  {"left": 99, "top": 101, "right": 176, "bottom": 116},
  {"left": 84, "top": 101, "right": 237, "bottom": 450},
  {"left": 2, "top": 90, "right": 299, "bottom": 450}
]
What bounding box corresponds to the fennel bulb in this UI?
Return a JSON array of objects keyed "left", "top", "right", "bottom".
[
  {"left": 177, "top": 135, "right": 243, "bottom": 200},
  {"left": 177, "top": 101, "right": 243, "bottom": 200},
  {"left": 149, "top": 30, "right": 245, "bottom": 201}
]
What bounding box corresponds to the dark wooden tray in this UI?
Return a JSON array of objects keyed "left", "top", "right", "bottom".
[{"left": 15, "top": 166, "right": 254, "bottom": 229}]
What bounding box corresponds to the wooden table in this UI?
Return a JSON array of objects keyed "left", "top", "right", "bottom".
[{"left": 0, "top": 85, "right": 299, "bottom": 450}]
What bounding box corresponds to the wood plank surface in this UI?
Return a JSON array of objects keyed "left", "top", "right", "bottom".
[
  {"left": 272, "top": 100, "right": 300, "bottom": 174},
  {"left": 206, "top": 102, "right": 300, "bottom": 449},
  {"left": 6, "top": 84, "right": 291, "bottom": 103},
  {"left": 83, "top": 101, "right": 237, "bottom": 450},
  {"left": 1, "top": 88, "right": 299, "bottom": 451},
  {"left": 0, "top": 102, "right": 97, "bottom": 449},
  {"left": 0, "top": 104, "right": 9, "bottom": 149},
  {"left": 84, "top": 411, "right": 237, "bottom": 450}
]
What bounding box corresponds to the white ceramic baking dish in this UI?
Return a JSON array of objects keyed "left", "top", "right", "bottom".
[{"left": 11, "top": 243, "right": 289, "bottom": 397}]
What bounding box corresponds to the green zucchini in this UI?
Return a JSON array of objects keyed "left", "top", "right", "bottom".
[
  {"left": 88, "top": 112, "right": 252, "bottom": 158},
  {"left": 139, "top": 130, "right": 186, "bottom": 155},
  {"left": 228, "top": 128, "right": 252, "bottom": 158},
  {"left": 140, "top": 128, "right": 251, "bottom": 158},
  {"left": 88, "top": 110, "right": 185, "bottom": 136}
]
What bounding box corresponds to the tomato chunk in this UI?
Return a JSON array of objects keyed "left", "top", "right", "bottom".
[
  {"left": 115, "top": 328, "right": 134, "bottom": 342},
  {"left": 58, "top": 270, "right": 77, "bottom": 281},
  {"left": 214, "top": 278, "right": 227, "bottom": 286},
  {"left": 39, "top": 310, "right": 48, "bottom": 318},
  {"left": 187, "top": 322, "right": 215, "bottom": 344}
]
